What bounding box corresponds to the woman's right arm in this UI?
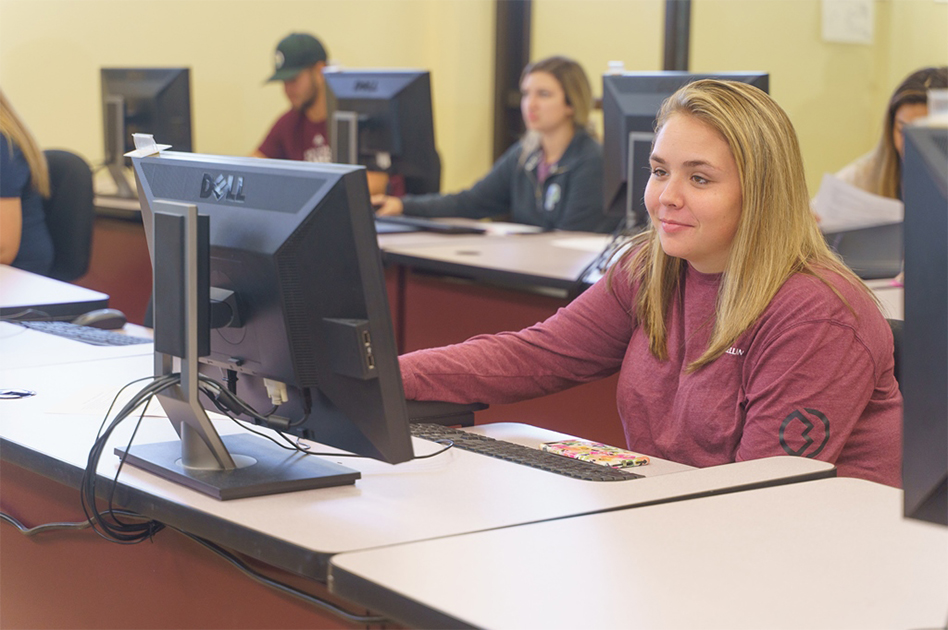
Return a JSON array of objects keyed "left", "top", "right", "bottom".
[
  {"left": 400, "top": 265, "right": 638, "bottom": 404},
  {"left": 378, "top": 144, "right": 522, "bottom": 220},
  {"left": 0, "top": 197, "right": 23, "bottom": 264}
]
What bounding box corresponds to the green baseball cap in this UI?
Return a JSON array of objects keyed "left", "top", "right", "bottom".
[{"left": 266, "top": 33, "right": 328, "bottom": 83}]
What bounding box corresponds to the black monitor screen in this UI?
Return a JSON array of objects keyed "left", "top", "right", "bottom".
[
  {"left": 101, "top": 68, "right": 192, "bottom": 173},
  {"left": 901, "top": 125, "right": 948, "bottom": 526},
  {"left": 324, "top": 69, "right": 440, "bottom": 195},
  {"left": 129, "top": 153, "right": 414, "bottom": 498},
  {"left": 602, "top": 71, "right": 769, "bottom": 229}
]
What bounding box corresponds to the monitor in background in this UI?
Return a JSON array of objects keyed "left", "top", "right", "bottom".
[
  {"left": 822, "top": 222, "right": 904, "bottom": 280},
  {"left": 324, "top": 69, "right": 441, "bottom": 195},
  {"left": 125, "top": 152, "right": 413, "bottom": 499},
  {"left": 901, "top": 124, "right": 947, "bottom": 527},
  {"left": 602, "top": 71, "right": 769, "bottom": 230},
  {"left": 101, "top": 68, "right": 192, "bottom": 198}
]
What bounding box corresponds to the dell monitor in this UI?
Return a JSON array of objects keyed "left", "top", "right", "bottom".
[
  {"left": 123, "top": 151, "right": 414, "bottom": 499},
  {"left": 901, "top": 124, "right": 947, "bottom": 527},
  {"left": 324, "top": 69, "right": 441, "bottom": 195},
  {"left": 602, "top": 71, "right": 769, "bottom": 229},
  {"left": 101, "top": 68, "right": 193, "bottom": 198}
]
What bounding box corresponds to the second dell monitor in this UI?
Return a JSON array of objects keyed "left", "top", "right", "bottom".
[{"left": 603, "top": 71, "right": 769, "bottom": 229}]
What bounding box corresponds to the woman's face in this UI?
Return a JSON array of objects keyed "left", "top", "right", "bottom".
[
  {"left": 645, "top": 113, "right": 744, "bottom": 274},
  {"left": 892, "top": 102, "right": 929, "bottom": 157},
  {"left": 520, "top": 71, "right": 574, "bottom": 135}
]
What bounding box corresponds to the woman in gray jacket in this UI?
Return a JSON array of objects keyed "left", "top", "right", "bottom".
[{"left": 373, "top": 56, "right": 612, "bottom": 233}]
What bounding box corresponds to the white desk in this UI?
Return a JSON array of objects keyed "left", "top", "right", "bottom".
[
  {"left": 0, "top": 321, "right": 152, "bottom": 369},
  {"left": 0, "top": 264, "right": 109, "bottom": 319},
  {"left": 1, "top": 349, "right": 833, "bottom": 584},
  {"left": 381, "top": 230, "right": 608, "bottom": 295},
  {"left": 329, "top": 477, "right": 948, "bottom": 630}
]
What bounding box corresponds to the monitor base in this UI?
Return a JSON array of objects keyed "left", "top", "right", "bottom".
[{"left": 115, "top": 433, "right": 360, "bottom": 500}]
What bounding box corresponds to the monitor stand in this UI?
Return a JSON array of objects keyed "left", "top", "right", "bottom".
[
  {"left": 104, "top": 96, "right": 137, "bottom": 199},
  {"left": 107, "top": 164, "right": 136, "bottom": 199},
  {"left": 115, "top": 200, "right": 360, "bottom": 500}
]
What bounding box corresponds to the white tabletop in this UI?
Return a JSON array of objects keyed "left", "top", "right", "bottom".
[
  {"left": 0, "top": 264, "right": 109, "bottom": 319},
  {"left": 330, "top": 477, "right": 948, "bottom": 630},
  {"left": 0, "top": 349, "right": 832, "bottom": 580},
  {"left": 0, "top": 321, "right": 153, "bottom": 369},
  {"left": 380, "top": 230, "right": 609, "bottom": 290}
]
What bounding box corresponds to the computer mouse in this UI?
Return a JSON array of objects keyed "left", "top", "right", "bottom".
[{"left": 72, "top": 308, "right": 128, "bottom": 330}]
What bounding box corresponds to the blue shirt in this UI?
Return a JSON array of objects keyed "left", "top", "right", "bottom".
[{"left": 1, "top": 134, "right": 54, "bottom": 275}]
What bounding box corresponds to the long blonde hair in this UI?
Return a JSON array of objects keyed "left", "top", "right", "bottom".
[
  {"left": 0, "top": 88, "right": 50, "bottom": 197},
  {"left": 620, "top": 79, "right": 865, "bottom": 371}
]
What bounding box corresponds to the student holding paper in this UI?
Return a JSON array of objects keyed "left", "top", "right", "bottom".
[
  {"left": 836, "top": 66, "right": 947, "bottom": 199},
  {"left": 400, "top": 80, "right": 901, "bottom": 488}
]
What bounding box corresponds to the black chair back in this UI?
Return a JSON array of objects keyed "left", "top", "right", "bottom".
[{"left": 42, "top": 150, "right": 94, "bottom": 282}]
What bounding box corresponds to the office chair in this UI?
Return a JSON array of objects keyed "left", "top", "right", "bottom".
[
  {"left": 887, "top": 318, "right": 903, "bottom": 385},
  {"left": 42, "top": 149, "right": 95, "bottom": 282}
]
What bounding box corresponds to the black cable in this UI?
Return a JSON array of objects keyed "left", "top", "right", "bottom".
[
  {"left": 0, "top": 308, "right": 55, "bottom": 322},
  {"left": 0, "top": 510, "right": 388, "bottom": 626},
  {"left": 0, "top": 507, "right": 152, "bottom": 537},
  {"left": 174, "top": 528, "right": 389, "bottom": 625},
  {"left": 568, "top": 219, "right": 640, "bottom": 299},
  {"left": 0, "top": 512, "right": 91, "bottom": 535},
  {"left": 80, "top": 373, "right": 179, "bottom": 543},
  {"left": 410, "top": 439, "right": 456, "bottom": 459}
]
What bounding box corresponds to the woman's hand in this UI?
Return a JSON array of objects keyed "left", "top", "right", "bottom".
[{"left": 371, "top": 194, "right": 404, "bottom": 216}]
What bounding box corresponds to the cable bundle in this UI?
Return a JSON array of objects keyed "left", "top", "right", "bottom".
[{"left": 80, "top": 373, "right": 179, "bottom": 543}]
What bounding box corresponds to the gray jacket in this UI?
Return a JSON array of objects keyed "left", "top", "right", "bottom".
[{"left": 402, "top": 129, "right": 615, "bottom": 233}]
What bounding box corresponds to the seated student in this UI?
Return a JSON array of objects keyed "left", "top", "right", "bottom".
[
  {"left": 373, "top": 56, "right": 612, "bottom": 233},
  {"left": 0, "top": 89, "right": 54, "bottom": 276},
  {"left": 251, "top": 32, "right": 388, "bottom": 195},
  {"left": 835, "top": 66, "right": 947, "bottom": 198},
  {"left": 400, "top": 80, "right": 901, "bottom": 487}
]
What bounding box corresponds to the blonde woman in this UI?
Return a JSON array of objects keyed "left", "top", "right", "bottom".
[
  {"left": 1, "top": 89, "right": 53, "bottom": 275},
  {"left": 400, "top": 80, "right": 901, "bottom": 487},
  {"left": 373, "top": 56, "right": 610, "bottom": 232},
  {"left": 836, "top": 66, "right": 947, "bottom": 199}
]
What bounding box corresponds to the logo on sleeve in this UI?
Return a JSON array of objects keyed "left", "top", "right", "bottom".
[{"left": 779, "top": 409, "right": 830, "bottom": 458}]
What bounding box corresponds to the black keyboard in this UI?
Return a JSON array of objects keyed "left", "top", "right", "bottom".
[
  {"left": 376, "top": 216, "right": 487, "bottom": 235},
  {"left": 410, "top": 423, "right": 642, "bottom": 482},
  {"left": 16, "top": 320, "right": 152, "bottom": 346}
]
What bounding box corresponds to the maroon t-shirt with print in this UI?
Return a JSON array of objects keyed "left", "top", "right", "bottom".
[{"left": 257, "top": 109, "right": 331, "bottom": 163}]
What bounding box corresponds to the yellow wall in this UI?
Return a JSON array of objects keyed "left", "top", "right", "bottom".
[
  {"left": 533, "top": 0, "right": 948, "bottom": 195},
  {"left": 0, "top": 0, "right": 496, "bottom": 192},
  {"left": 691, "top": 0, "right": 947, "bottom": 194},
  {"left": 1, "top": 0, "right": 946, "bottom": 196}
]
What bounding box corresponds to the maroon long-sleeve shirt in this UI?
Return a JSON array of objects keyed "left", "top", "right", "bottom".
[{"left": 401, "top": 263, "right": 902, "bottom": 487}]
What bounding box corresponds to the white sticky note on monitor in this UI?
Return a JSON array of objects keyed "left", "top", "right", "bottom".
[{"left": 124, "top": 133, "right": 171, "bottom": 158}]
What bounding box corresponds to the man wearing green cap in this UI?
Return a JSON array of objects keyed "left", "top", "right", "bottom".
[
  {"left": 252, "top": 32, "right": 388, "bottom": 193},
  {"left": 253, "top": 32, "right": 332, "bottom": 163}
]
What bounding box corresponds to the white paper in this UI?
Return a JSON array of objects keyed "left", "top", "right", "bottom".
[
  {"left": 479, "top": 221, "right": 543, "bottom": 236},
  {"left": 812, "top": 173, "right": 903, "bottom": 233},
  {"left": 551, "top": 236, "right": 612, "bottom": 253}
]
